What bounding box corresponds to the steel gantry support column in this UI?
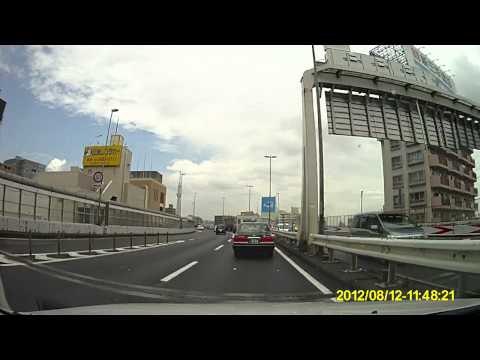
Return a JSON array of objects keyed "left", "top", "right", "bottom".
[{"left": 299, "top": 70, "right": 319, "bottom": 250}]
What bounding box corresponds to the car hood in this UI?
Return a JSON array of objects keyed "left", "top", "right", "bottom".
[
  {"left": 23, "top": 299, "right": 480, "bottom": 315},
  {"left": 387, "top": 227, "right": 425, "bottom": 238}
]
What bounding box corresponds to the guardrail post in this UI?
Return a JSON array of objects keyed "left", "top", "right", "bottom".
[
  {"left": 113, "top": 233, "right": 116, "bottom": 251},
  {"left": 457, "top": 273, "right": 466, "bottom": 298},
  {"left": 344, "top": 254, "right": 363, "bottom": 273},
  {"left": 88, "top": 232, "right": 92, "bottom": 255},
  {"left": 130, "top": 232, "right": 133, "bottom": 249},
  {"left": 387, "top": 262, "right": 397, "bottom": 285},
  {"left": 57, "top": 231, "right": 61, "bottom": 255},
  {"left": 375, "top": 261, "right": 400, "bottom": 289},
  {"left": 322, "top": 248, "right": 338, "bottom": 263},
  {"left": 144, "top": 232, "right": 147, "bottom": 247},
  {"left": 166, "top": 232, "right": 169, "bottom": 243},
  {"left": 28, "top": 230, "right": 32, "bottom": 259},
  {"left": 157, "top": 233, "right": 160, "bottom": 245}
]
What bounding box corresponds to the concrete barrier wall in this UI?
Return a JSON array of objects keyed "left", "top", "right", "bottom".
[{"left": 0, "top": 216, "right": 194, "bottom": 236}]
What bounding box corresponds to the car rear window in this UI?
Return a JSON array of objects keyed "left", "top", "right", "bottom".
[{"left": 238, "top": 223, "right": 270, "bottom": 234}]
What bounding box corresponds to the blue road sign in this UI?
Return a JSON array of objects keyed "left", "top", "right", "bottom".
[{"left": 261, "top": 197, "right": 276, "bottom": 213}]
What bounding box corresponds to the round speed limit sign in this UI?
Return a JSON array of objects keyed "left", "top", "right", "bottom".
[{"left": 93, "top": 171, "right": 103, "bottom": 183}]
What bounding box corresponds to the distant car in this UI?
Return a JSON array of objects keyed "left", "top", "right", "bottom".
[
  {"left": 232, "top": 222, "right": 274, "bottom": 258},
  {"left": 196, "top": 224, "right": 205, "bottom": 230},
  {"left": 216, "top": 224, "right": 226, "bottom": 234}
]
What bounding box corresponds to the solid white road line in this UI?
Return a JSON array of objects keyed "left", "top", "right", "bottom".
[
  {"left": 95, "top": 250, "right": 110, "bottom": 254},
  {"left": 214, "top": 244, "right": 224, "bottom": 251},
  {"left": 274, "top": 248, "right": 332, "bottom": 295},
  {"left": 176, "top": 240, "right": 185, "bottom": 243},
  {"left": 35, "top": 254, "right": 51, "bottom": 261},
  {"left": 160, "top": 261, "right": 199, "bottom": 282},
  {"left": 67, "top": 251, "right": 88, "bottom": 257},
  {"left": 0, "top": 255, "right": 21, "bottom": 265}
]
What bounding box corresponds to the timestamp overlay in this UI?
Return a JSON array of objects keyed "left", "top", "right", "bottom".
[{"left": 336, "top": 289, "right": 455, "bottom": 303}]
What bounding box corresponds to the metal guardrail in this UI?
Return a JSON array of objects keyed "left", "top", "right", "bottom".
[
  {"left": 310, "top": 234, "right": 480, "bottom": 274},
  {"left": 274, "top": 231, "right": 480, "bottom": 274}
]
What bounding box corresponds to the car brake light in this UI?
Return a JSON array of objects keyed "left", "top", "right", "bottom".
[
  {"left": 260, "top": 235, "right": 274, "bottom": 243},
  {"left": 233, "top": 235, "right": 248, "bottom": 243}
]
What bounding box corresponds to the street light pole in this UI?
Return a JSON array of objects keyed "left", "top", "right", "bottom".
[
  {"left": 193, "top": 192, "right": 196, "bottom": 226},
  {"left": 246, "top": 185, "right": 254, "bottom": 212},
  {"left": 360, "top": 190, "right": 364, "bottom": 213},
  {"left": 264, "top": 155, "right": 277, "bottom": 225},
  {"left": 97, "top": 108, "right": 118, "bottom": 225},
  {"left": 277, "top": 192, "right": 280, "bottom": 222}
]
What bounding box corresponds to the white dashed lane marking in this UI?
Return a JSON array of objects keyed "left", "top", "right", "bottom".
[
  {"left": 160, "top": 261, "right": 199, "bottom": 282},
  {"left": 214, "top": 244, "right": 224, "bottom": 251}
]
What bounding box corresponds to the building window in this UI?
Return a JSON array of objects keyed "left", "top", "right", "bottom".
[
  {"left": 409, "top": 191, "right": 425, "bottom": 204},
  {"left": 408, "top": 170, "right": 425, "bottom": 185},
  {"left": 453, "top": 178, "right": 462, "bottom": 190},
  {"left": 438, "top": 155, "right": 448, "bottom": 166},
  {"left": 153, "top": 190, "right": 159, "bottom": 201},
  {"left": 160, "top": 192, "right": 165, "bottom": 204},
  {"left": 390, "top": 141, "right": 401, "bottom": 151},
  {"left": 407, "top": 150, "right": 424, "bottom": 164},
  {"left": 393, "top": 175, "right": 403, "bottom": 188},
  {"left": 392, "top": 156, "right": 402, "bottom": 169},
  {"left": 452, "top": 161, "right": 460, "bottom": 171},
  {"left": 454, "top": 196, "right": 462, "bottom": 208},
  {"left": 441, "top": 193, "right": 451, "bottom": 206},
  {"left": 393, "top": 188, "right": 403, "bottom": 208}
]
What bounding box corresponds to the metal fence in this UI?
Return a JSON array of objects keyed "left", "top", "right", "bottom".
[{"left": 0, "top": 172, "right": 181, "bottom": 228}]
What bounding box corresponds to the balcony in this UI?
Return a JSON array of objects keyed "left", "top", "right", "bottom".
[
  {"left": 410, "top": 198, "right": 426, "bottom": 207},
  {"left": 429, "top": 154, "right": 449, "bottom": 169},
  {"left": 453, "top": 180, "right": 462, "bottom": 190},
  {"left": 459, "top": 151, "right": 475, "bottom": 166},
  {"left": 431, "top": 196, "right": 450, "bottom": 208},
  {"left": 431, "top": 175, "right": 450, "bottom": 189}
]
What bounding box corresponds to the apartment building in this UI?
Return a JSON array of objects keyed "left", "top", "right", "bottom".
[{"left": 381, "top": 139, "right": 478, "bottom": 223}]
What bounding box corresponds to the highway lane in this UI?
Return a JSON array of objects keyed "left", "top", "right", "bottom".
[{"left": 0, "top": 230, "right": 340, "bottom": 312}]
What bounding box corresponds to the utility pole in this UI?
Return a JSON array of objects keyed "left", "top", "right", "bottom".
[
  {"left": 176, "top": 171, "right": 186, "bottom": 227},
  {"left": 361, "top": 190, "right": 364, "bottom": 213},
  {"left": 97, "top": 108, "right": 118, "bottom": 225},
  {"left": 264, "top": 155, "right": 277, "bottom": 225},
  {"left": 277, "top": 192, "right": 280, "bottom": 223},
  {"left": 193, "top": 192, "right": 197, "bottom": 226},
  {"left": 246, "top": 185, "right": 254, "bottom": 212},
  {"left": 222, "top": 197, "right": 225, "bottom": 217}
]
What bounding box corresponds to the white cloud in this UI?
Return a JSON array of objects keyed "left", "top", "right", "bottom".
[
  {"left": 46, "top": 158, "right": 68, "bottom": 172},
  {"left": 19, "top": 45, "right": 480, "bottom": 220}
]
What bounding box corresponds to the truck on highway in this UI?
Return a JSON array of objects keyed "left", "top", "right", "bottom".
[{"left": 214, "top": 215, "right": 236, "bottom": 232}]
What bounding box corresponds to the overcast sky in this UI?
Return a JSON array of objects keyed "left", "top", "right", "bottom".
[{"left": 1, "top": 45, "right": 480, "bottom": 220}]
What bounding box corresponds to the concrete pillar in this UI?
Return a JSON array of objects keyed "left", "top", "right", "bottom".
[{"left": 298, "top": 72, "right": 319, "bottom": 248}]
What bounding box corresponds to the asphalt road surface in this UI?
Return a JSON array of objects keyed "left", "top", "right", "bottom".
[{"left": 0, "top": 230, "right": 343, "bottom": 312}]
